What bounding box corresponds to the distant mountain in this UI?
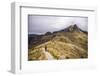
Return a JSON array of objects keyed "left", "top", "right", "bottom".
[{"left": 28, "top": 24, "right": 88, "bottom": 60}]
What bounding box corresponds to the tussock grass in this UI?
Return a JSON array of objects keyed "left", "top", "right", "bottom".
[{"left": 28, "top": 30, "right": 88, "bottom": 60}]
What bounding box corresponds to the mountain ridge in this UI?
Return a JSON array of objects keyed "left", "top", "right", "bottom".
[{"left": 28, "top": 24, "right": 88, "bottom": 60}]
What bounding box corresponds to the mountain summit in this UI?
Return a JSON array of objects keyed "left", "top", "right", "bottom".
[
  {"left": 68, "top": 24, "right": 80, "bottom": 31},
  {"left": 60, "top": 24, "right": 81, "bottom": 32}
]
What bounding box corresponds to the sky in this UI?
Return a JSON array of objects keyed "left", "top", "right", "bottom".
[{"left": 28, "top": 15, "right": 88, "bottom": 34}]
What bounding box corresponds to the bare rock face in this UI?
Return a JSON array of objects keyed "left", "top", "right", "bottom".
[
  {"left": 55, "top": 24, "right": 81, "bottom": 33},
  {"left": 65, "top": 24, "right": 80, "bottom": 32}
]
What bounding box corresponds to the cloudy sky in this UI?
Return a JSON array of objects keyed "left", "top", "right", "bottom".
[{"left": 28, "top": 15, "right": 88, "bottom": 34}]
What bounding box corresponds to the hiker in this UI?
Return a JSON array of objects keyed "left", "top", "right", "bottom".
[{"left": 45, "top": 45, "right": 47, "bottom": 51}]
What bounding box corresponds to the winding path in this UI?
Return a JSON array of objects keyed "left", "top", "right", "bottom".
[{"left": 42, "top": 48, "right": 54, "bottom": 60}]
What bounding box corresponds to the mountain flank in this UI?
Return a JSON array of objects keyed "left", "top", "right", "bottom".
[{"left": 28, "top": 24, "right": 88, "bottom": 60}]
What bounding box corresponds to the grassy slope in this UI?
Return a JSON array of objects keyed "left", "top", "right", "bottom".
[{"left": 28, "top": 30, "right": 88, "bottom": 60}]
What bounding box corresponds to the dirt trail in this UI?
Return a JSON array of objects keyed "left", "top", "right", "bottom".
[{"left": 42, "top": 48, "right": 54, "bottom": 60}]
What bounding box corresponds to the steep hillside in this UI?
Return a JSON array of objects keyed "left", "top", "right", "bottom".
[{"left": 28, "top": 24, "right": 88, "bottom": 60}]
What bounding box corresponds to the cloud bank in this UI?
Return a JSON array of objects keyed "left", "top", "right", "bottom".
[{"left": 28, "top": 15, "right": 88, "bottom": 34}]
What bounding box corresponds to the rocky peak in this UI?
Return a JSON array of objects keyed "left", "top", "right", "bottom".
[
  {"left": 67, "top": 24, "right": 80, "bottom": 32},
  {"left": 60, "top": 24, "right": 80, "bottom": 32}
]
